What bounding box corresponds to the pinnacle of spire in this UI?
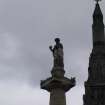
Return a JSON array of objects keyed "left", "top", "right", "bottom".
[
  {"left": 92, "top": 0, "right": 105, "bottom": 46},
  {"left": 93, "top": 1, "right": 103, "bottom": 24},
  {"left": 95, "top": 0, "right": 101, "bottom": 3}
]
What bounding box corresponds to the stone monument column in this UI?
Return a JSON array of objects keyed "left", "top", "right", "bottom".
[
  {"left": 41, "top": 38, "right": 75, "bottom": 105},
  {"left": 50, "top": 88, "right": 66, "bottom": 105}
]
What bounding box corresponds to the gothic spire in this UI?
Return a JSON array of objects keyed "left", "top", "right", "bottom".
[
  {"left": 93, "top": 0, "right": 103, "bottom": 24},
  {"left": 95, "top": 0, "right": 101, "bottom": 3},
  {"left": 92, "top": 0, "right": 105, "bottom": 46}
]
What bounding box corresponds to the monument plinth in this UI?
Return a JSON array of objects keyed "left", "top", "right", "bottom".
[{"left": 41, "top": 38, "right": 75, "bottom": 105}]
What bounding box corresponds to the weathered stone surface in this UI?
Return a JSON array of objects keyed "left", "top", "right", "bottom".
[{"left": 50, "top": 89, "right": 66, "bottom": 105}]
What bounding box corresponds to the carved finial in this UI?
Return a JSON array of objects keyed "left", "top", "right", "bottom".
[{"left": 95, "top": 0, "right": 101, "bottom": 3}]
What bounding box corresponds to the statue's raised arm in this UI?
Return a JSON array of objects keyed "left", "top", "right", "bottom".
[{"left": 49, "top": 38, "right": 64, "bottom": 68}]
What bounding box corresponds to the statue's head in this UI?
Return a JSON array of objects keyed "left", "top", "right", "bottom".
[{"left": 55, "top": 38, "right": 60, "bottom": 43}]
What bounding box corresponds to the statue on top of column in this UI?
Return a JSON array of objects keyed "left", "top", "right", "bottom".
[{"left": 49, "top": 38, "right": 64, "bottom": 68}]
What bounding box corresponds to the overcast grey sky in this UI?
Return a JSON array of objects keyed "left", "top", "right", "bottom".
[{"left": 0, "top": 0, "right": 105, "bottom": 105}]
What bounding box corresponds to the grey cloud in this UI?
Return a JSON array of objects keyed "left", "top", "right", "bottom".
[
  {"left": 0, "top": 0, "right": 105, "bottom": 87},
  {"left": 0, "top": 0, "right": 105, "bottom": 105}
]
